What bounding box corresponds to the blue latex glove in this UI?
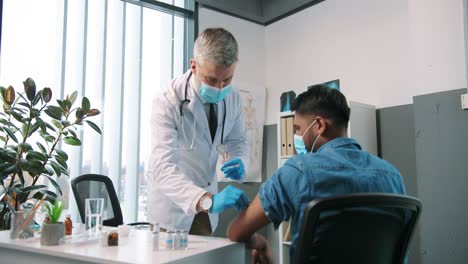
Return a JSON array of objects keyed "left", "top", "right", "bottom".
[
  {"left": 221, "top": 158, "right": 245, "bottom": 180},
  {"left": 210, "top": 185, "right": 250, "bottom": 213}
]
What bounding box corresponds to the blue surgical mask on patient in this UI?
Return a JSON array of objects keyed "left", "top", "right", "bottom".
[
  {"left": 294, "top": 120, "right": 321, "bottom": 154},
  {"left": 198, "top": 82, "right": 232, "bottom": 103}
]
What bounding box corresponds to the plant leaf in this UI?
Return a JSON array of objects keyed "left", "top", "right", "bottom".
[
  {"left": 0, "top": 149, "right": 17, "bottom": 163},
  {"left": 33, "top": 190, "right": 56, "bottom": 203},
  {"left": 21, "top": 123, "right": 29, "bottom": 138},
  {"left": 44, "top": 106, "right": 63, "bottom": 120},
  {"left": 36, "top": 142, "right": 47, "bottom": 153},
  {"left": 42, "top": 87, "right": 52, "bottom": 103},
  {"left": 7, "top": 109, "right": 24, "bottom": 123},
  {"left": 85, "top": 120, "right": 101, "bottom": 134},
  {"left": 57, "top": 99, "right": 68, "bottom": 112},
  {"left": 82, "top": 97, "right": 90, "bottom": 113},
  {"left": 19, "top": 159, "right": 44, "bottom": 174},
  {"left": 18, "top": 102, "right": 30, "bottom": 108},
  {"left": 32, "top": 92, "right": 42, "bottom": 106},
  {"left": 3, "top": 127, "right": 18, "bottom": 143},
  {"left": 30, "top": 108, "right": 40, "bottom": 118},
  {"left": 69, "top": 91, "right": 78, "bottom": 105},
  {"left": 5, "top": 86, "right": 15, "bottom": 105},
  {"left": 0, "top": 163, "right": 17, "bottom": 177},
  {"left": 11, "top": 106, "right": 26, "bottom": 114},
  {"left": 50, "top": 161, "right": 61, "bottom": 177},
  {"left": 28, "top": 120, "right": 43, "bottom": 136},
  {"left": 63, "top": 136, "right": 81, "bottom": 146},
  {"left": 44, "top": 135, "right": 55, "bottom": 143},
  {"left": 51, "top": 120, "right": 63, "bottom": 129},
  {"left": 55, "top": 149, "right": 68, "bottom": 161},
  {"left": 0, "top": 86, "right": 6, "bottom": 102},
  {"left": 54, "top": 155, "right": 67, "bottom": 170},
  {"left": 23, "top": 77, "right": 37, "bottom": 101},
  {"left": 47, "top": 177, "right": 63, "bottom": 196},
  {"left": 76, "top": 107, "right": 84, "bottom": 119},
  {"left": 26, "top": 150, "right": 47, "bottom": 162},
  {"left": 86, "top": 109, "right": 100, "bottom": 117},
  {"left": 21, "top": 184, "right": 48, "bottom": 193},
  {"left": 60, "top": 166, "right": 69, "bottom": 176},
  {"left": 18, "top": 142, "right": 33, "bottom": 153},
  {"left": 68, "top": 129, "right": 77, "bottom": 138},
  {"left": 44, "top": 122, "right": 57, "bottom": 132}
]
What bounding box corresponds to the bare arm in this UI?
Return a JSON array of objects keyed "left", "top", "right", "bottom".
[
  {"left": 227, "top": 195, "right": 270, "bottom": 242},
  {"left": 227, "top": 195, "right": 273, "bottom": 263}
]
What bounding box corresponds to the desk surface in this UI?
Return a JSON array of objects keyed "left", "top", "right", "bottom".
[{"left": 0, "top": 229, "right": 243, "bottom": 264}]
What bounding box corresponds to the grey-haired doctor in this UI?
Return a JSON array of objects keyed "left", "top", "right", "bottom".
[{"left": 146, "top": 28, "right": 250, "bottom": 236}]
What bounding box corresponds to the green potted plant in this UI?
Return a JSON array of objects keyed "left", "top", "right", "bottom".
[
  {"left": 40, "top": 200, "right": 65, "bottom": 245},
  {"left": 0, "top": 77, "right": 101, "bottom": 230}
]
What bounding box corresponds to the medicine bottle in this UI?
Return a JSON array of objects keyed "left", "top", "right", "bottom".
[
  {"left": 166, "top": 231, "right": 175, "bottom": 249},
  {"left": 65, "top": 214, "right": 73, "bottom": 235}
]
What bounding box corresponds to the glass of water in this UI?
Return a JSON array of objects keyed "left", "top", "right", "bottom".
[{"left": 85, "top": 198, "right": 104, "bottom": 234}]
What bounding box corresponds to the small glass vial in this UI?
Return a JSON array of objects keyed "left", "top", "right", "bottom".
[
  {"left": 99, "top": 231, "right": 108, "bottom": 247},
  {"left": 180, "top": 230, "right": 188, "bottom": 249},
  {"left": 108, "top": 231, "right": 119, "bottom": 246},
  {"left": 152, "top": 223, "right": 160, "bottom": 251},
  {"left": 173, "top": 230, "right": 181, "bottom": 250},
  {"left": 65, "top": 214, "right": 73, "bottom": 235},
  {"left": 165, "top": 231, "right": 174, "bottom": 250}
]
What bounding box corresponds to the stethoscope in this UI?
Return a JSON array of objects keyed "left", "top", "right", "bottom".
[{"left": 180, "top": 72, "right": 227, "bottom": 154}]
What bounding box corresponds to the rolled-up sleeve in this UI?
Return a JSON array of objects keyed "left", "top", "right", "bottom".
[{"left": 258, "top": 159, "right": 302, "bottom": 229}]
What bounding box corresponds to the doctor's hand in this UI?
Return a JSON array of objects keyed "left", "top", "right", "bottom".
[
  {"left": 221, "top": 158, "right": 245, "bottom": 181},
  {"left": 210, "top": 185, "right": 250, "bottom": 214}
]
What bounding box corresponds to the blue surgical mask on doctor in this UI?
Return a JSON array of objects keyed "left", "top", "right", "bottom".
[
  {"left": 294, "top": 120, "right": 321, "bottom": 154},
  {"left": 198, "top": 82, "right": 232, "bottom": 103}
]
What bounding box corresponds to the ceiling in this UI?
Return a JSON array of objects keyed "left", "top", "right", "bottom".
[{"left": 196, "top": 0, "right": 326, "bottom": 26}]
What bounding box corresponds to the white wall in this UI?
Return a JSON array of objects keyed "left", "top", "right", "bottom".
[
  {"left": 408, "top": 0, "right": 467, "bottom": 99},
  {"left": 198, "top": 8, "right": 266, "bottom": 89},
  {"left": 264, "top": 0, "right": 466, "bottom": 124},
  {"left": 265, "top": 0, "right": 410, "bottom": 124}
]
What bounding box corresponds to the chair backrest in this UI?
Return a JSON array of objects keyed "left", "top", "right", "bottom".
[
  {"left": 294, "top": 193, "right": 422, "bottom": 264},
  {"left": 71, "top": 174, "right": 123, "bottom": 227}
]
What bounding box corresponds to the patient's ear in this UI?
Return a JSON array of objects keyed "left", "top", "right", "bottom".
[{"left": 315, "top": 116, "right": 327, "bottom": 135}]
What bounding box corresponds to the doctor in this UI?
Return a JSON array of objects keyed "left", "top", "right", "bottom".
[{"left": 147, "top": 28, "right": 250, "bottom": 236}]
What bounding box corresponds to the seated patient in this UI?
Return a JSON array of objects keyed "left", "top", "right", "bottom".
[{"left": 226, "top": 85, "right": 406, "bottom": 263}]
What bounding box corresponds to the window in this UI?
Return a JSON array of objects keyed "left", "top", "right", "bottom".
[
  {"left": 464, "top": 0, "right": 468, "bottom": 82},
  {"left": 0, "top": 0, "right": 195, "bottom": 223}
]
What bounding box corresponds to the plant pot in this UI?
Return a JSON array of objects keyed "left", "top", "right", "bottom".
[{"left": 40, "top": 222, "right": 65, "bottom": 246}]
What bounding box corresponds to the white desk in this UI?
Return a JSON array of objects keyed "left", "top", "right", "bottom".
[{"left": 0, "top": 229, "right": 245, "bottom": 264}]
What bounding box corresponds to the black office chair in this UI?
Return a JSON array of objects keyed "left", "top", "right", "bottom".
[
  {"left": 294, "top": 193, "right": 422, "bottom": 264},
  {"left": 71, "top": 174, "right": 149, "bottom": 227}
]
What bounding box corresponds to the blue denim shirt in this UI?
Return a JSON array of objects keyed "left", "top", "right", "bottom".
[{"left": 259, "top": 137, "right": 406, "bottom": 259}]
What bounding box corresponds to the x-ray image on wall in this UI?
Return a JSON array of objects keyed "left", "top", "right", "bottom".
[
  {"left": 280, "top": 91, "right": 296, "bottom": 112},
  {"left": 308, "top": 79, "right": 340, "bottom": 90}
]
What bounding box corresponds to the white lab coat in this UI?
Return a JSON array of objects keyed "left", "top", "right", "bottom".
[{"left": 147, "top": 70, "right": 250, "bottom": 231}]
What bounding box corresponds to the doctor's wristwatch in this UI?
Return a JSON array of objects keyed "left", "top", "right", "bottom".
[{"left": 198, "top": 195, "right": 213, "bottom": 212}]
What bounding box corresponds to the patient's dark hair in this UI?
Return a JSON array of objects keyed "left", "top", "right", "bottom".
[{"left": 292, "top": 85, "right": 350, "bottom": 129}]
